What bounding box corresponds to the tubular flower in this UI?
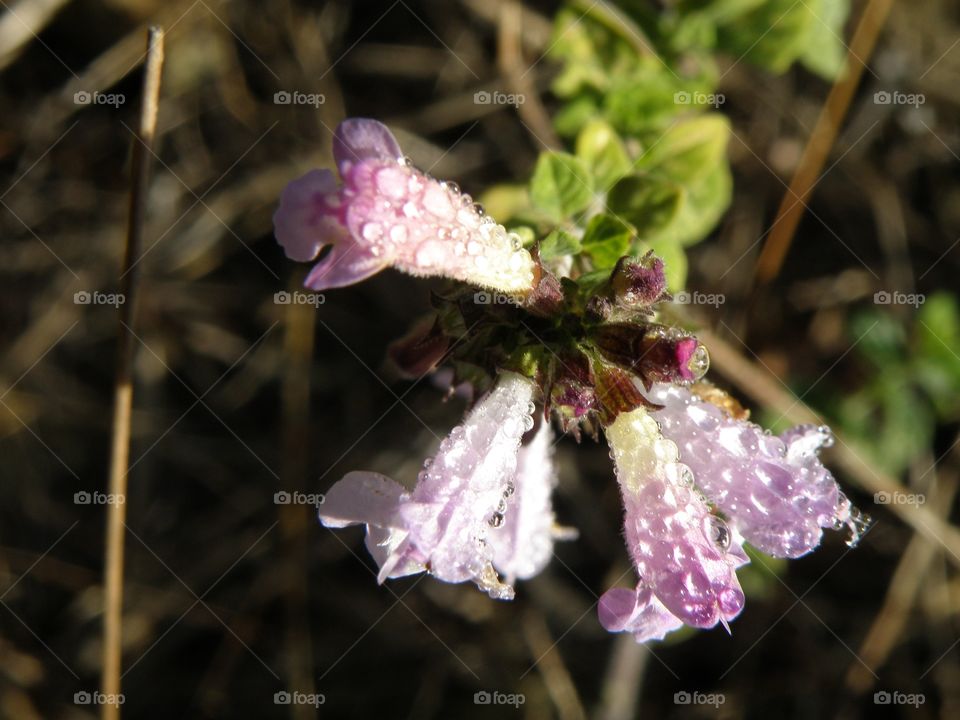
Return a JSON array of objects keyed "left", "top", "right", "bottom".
[
  {"left": 647, "top": 383, "right": 857, "bottom": 558},
  {"left": 318, "top": 372, "right": 559, "bottom": 600},
  {"left": 601, "top": 408, "right": 748, "bottom": 642},
  {"left": 273, "top": 118, "right": 537, "bottom": 294},
  {"left": 488, "top": 420, "right": 575, "bottom": 585}
]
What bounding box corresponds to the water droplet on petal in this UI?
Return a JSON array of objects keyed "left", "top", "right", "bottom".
[
  {"left": 361, "top": 223, "right": 383, "bottom": 241},
  {"left": 704, "top": 515, "right": 731, "bottom": 551},
  {"left": 687, "top": 344, "right": 710, "bottom": 381},
  {"left": 488, "top": 512, "right": 504, "bottom": 528}
]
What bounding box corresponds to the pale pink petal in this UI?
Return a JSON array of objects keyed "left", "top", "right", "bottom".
[
  {"left": 333, "top": 117, "right": 403, "bottom": 173},
  {"left": 273, "top": 169, "right": 341, "bottom": 262},
  {"left": 598, "top": 586, "right": 684, "bottom": 642}
]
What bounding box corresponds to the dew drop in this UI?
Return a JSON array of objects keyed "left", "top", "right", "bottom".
[
  {"left": 705, "top": 515, "right": 731, "bottom": 551},
  {"left": 687, "top": 344, "right": 710, "bottom": 381},
  {"left": 389, "top": 225, "right": 408, "bottom": 243},
  {"left": 508, "top": 232, "right": 523, "bottom": 250},
  {"left": 523, "top": 414, "right": 535, "bottom": 431},
  {"left": 361, "top": 223, "right": 383, "bottom": 241},
  {"left": 504, "top": 482, "right": 515, "bottom": 496},
  {"left": 488, "top": 512, "right": 504, "bottom": 528}
]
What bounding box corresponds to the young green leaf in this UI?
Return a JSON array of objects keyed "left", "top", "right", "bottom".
[
  {"left": 606, "top": 175, "right": 684, "bottom": 238},
  {"left": 581, "top": 214, "right": 634, "bottom": 269},
  {"left": 575, "top": 119, "right": 632, "bottom": 189},
  {"left": 530, "top": 151, "right": 595, "bottom": 221}
]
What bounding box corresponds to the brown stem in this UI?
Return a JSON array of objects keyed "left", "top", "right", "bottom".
[{"left": 101, "top": 26, "right": 164, "bottom": 720}]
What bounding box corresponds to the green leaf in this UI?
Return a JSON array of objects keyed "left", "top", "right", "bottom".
[
  {"left": 530, "top": 152, "right": 594, "bottom": 221},
  {"left": 648, "top": 161, "right": 733, "bottom": 247},
  {"left": 478, "top": 184, "right": 530, "bottom": 224},
  {"left": 539, "top": 229, "right": 582, "bottom": 260},
  {"left": 575, "top": 119, "right": 632, "bottom": 189},
  {"left": 716, "top": 0, "right": 817, "bottom": 74},
  {"left": 634, "top": 115, "right": 729, "bottom": 185},
  {"left": 581, "top": 214, "right": 633, "bottom": 269},
  {"left": 606, "top": 175, "right": 684, "bottom": 238},
  {"left": 799, "top": 0, "right": 851, "bottom": 80}
]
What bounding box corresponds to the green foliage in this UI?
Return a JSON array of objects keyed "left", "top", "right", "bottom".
[
  {"left": 530, "top": 151, "right": 595, "bottom": 221},
  {"left": 831, "top": 293, "right": 960, "bottom": 476},
  {"left": 484, "top": 0, "right": 850, "bottom": 298}
]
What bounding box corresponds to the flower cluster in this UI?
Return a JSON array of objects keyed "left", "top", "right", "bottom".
[{"left": 275, "top": 118, "right": 866, "bottom": 643}]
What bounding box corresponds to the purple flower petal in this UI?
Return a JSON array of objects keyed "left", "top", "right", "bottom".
[
  {"left": 318, "top": 372, "right": 537, "bottom": 599},
  {"left": 333, "top": 117, "right": 403, "bottom": 174},
  {"left": 274, "top": 118, "right": 537, "bottom": 294},
  {"left": 648, "top": 384, "right": 851, "bottom": 558},
  {"left": 598, "top": 586, "right": 684, "bottom": 642},
  {"left": 273, "top": 169, "right": 341, "bottom": 262},
  {"left": 489, "top": 420, "right": 573, "bottom": 584},
  {"left": 604, "top": 408, "right": 747, "bottom": 634}
]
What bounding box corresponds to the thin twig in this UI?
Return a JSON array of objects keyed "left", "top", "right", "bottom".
[
  {"left": 101, "top": 26, "right": 164, "bottom": 720},
  {"left": 754, "top": 0, "right": 894, "bottom": 285}
]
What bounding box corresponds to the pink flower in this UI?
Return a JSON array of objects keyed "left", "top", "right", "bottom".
[
  {"left": 319, "top": 372, "right": 565, "bottom": 599},
  {"left": 602, "top": 408, "right": 748, "bottom": 642},
  {"left": 488, "top": 420, "right": 576, "bottom": 585},
  {"left": 647, "top": 384, "right": 858, "bottom": 558},
  {"left": 273, "top": 118, "right": 537, "bottom": 293}
]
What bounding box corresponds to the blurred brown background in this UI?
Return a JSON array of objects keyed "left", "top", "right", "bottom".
[{"left": 1, "top": 0, "right": 959, "bottom": 718}]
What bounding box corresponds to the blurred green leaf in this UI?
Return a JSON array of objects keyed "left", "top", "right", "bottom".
[
  {"left": 607, "top": 175, "right": 684, "bottom": 238},
  {"left": 716, "top": 0, "right": 817, "bottom": 73},
  {"left": 540, "top": 228, "right": 583, "bottom": 260},
  {"left": 634, "top": 115, "right": 729, "bottom": 185},
  {"left": 576, "top": 119, "right": 632, "bottom": 189},
  {"left": 649, "top": 161, "right": 732, "bottom": 247},
  {"left": 799, "top": 0, "right": 851, "bottom": 79},
  {"left": 530, "top": 151, "right": 594, "bottom": 221},
  {"left": 582, "top": 214, "right": 633, "bottom": 268},
  {"left": 478, "top": 184, "right": 530, "bottom": 223}
]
